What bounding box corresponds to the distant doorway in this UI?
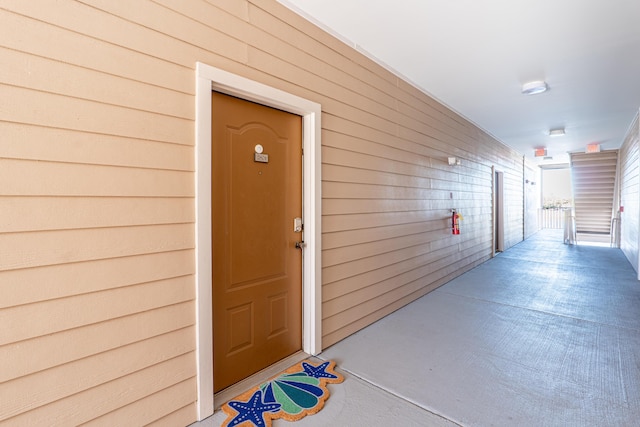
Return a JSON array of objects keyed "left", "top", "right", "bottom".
[
  {"left": 541, "top": 167, "right": 573, "bottom": 209},
  {"left": 494, "top": 170, "right": 504, "bottom": 254},
  {"left": 539, "top": 165, "right": 573, "bottom": 231}
]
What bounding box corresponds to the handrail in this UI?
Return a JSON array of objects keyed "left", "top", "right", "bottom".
[
  {"left": 610, "top": 212, "right": 621, "bottom": 248},
  {"left": 563, "top": 209, "right": 577, "bottom": 245}
]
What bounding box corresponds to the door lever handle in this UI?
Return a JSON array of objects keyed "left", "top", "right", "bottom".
[{"left": 295, "top": 241, "right": 306, "bottom": 249}]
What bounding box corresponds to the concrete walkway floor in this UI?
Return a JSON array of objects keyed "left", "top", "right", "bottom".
[{"left": 199, "top": 229, "right": 640, "bottom": 426}]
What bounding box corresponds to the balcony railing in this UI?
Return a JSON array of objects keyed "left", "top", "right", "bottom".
[{"left": 538, "top": 207, "right": 571, "bottom": 229}]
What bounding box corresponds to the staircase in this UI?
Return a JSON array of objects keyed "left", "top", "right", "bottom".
[{"left": 570, "top": 150, "right": 618, "bottom": 243}]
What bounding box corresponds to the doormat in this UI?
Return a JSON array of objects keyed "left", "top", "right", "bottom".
[{"left": 221, "top": 359, "right": 344, "bottom": 427}]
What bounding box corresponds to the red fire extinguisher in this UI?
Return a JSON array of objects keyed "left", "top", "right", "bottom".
[{"left": 451, "top": 209, "right": 462, "bottom": 235}]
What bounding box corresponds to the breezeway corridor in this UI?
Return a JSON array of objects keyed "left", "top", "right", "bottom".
[{"left": 203, "top": 229, "right": 640, "bottom": 426}]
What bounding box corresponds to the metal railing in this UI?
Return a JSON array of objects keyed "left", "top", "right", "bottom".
[
  {"left": 563, "top": 209, "right": 576, "bottom": 245},
  {"left": 611, "top": 212, "right": 621, "bottom": 247}
]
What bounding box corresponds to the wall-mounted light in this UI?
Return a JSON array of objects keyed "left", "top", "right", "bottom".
[
  {"left": 448, "top": 157, "right": 461, "bottom": 166},
  {"left": 522, "top": 80, "right": 548, "bottom": 95}
]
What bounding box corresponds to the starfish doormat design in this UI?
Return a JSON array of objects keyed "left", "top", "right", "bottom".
[{"left": 221, "top": 359, "right": 344, "bottom": 427}]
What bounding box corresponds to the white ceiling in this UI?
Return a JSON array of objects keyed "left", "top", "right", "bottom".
[{"left": 279, "top": 0, "right": 640, "bottom": 164}]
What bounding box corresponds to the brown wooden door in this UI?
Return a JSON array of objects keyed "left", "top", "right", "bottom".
[{"left": 211, "top": 92, "right": 303, "bottom": 392}]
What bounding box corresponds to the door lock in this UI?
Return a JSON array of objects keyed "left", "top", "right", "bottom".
[{"left": 294, "top": 217, "right": 303, "bottom": 233}]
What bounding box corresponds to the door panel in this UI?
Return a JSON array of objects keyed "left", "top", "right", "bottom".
[
  {"left": 212, "top": 92, "right": 303, "bottom": 392},
  {"left": 494, "top": 170, "right": 505, "bottom": 253}
]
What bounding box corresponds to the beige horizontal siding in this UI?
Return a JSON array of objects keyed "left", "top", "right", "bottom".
[
  {"left": 0, "top": 159, "right": 193, "bottom": 197},
  {"left": 0, "top": 0, "right": 530, "bottom": 424},
  {"left": 0, "top": 3, "right": 199, "bottom": 93},
  {"left": 4, "top": 347, "right": 195, "bottom": 427},
  {"left": 1, "top": 302, "right": 194, "bottom": 383},
  {"left": 0, "top": 47, "right": 193, "bottom": 120},
  {"left": 1, "top": 84, "right": 192, "bottom": 144},
  {"left": 0, "top": 224, "right": 194, "bottom": 271},
  {"left": 323, "top": 244, "right": 459, "bottom": 305},
  {"left": 620, "top": 112, "right": 640, "bottom": 271},
  {"left": 1, "top": 1, "right": 200, "bottom": 423},
  {"left": 147, "top": 403, "right": 199, "bottom": 427},
  {"left": 1, "top": 276, "right": 194, "bottom": 345},
  {"left": 0, "top": 123, "right": 194, "bottom": 171},
  {"left": 0, "top": 250, "right": 194, "bottom": 308},
  {"left": 81, "top": 377, "right": 197, "bottom": 427},
  {"left": 1, "top": 328, "right": 194, "bottom": 421},
  {"left": 324, "top": 221, "right": 441, "bottom": 250},
  {"left": 1, "top": 197, "right": 193, "bottom": 233}
]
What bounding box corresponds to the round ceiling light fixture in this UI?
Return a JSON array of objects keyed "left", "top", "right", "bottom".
[{"left": 521, "top": 80, "right": 548, "bottom": 95}]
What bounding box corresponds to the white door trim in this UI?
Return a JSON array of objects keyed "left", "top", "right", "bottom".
[
  {"left": 493, "top": 169, "right": 505, "bottom": 254},
  {"left": 194, "top": 62, "right": 322, "bottom": 419}
]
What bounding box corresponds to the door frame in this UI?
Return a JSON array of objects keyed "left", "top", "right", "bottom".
[
  {"left": 493, "top": 167, "right": 505, "bottom": 255},
  {"left": 194, "top": 62, "right": 322, "bottom": 419}
]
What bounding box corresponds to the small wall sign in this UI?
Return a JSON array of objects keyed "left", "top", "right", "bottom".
[{"left": 254, "top": 153, "right": 269, "bottom": 163}]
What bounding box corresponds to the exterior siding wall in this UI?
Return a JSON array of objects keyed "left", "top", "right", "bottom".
[
  {"left": 619, "top": 112, "right": 640, "bottom": 273},
  {"left": 0, "top": 0, "right": 525, "bottom": 424}
]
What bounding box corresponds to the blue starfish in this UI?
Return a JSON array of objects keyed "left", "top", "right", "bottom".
[
  {"left": 227, "top": 389, "right": 281, "bottom": 427},
  {"left": 301, "top": 361, "right": 338, "bottom": 380}
]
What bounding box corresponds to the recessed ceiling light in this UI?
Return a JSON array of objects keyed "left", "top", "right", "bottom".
[
  {"left": 549, "top": 128, "right": 565, "bottom": 137},
  {"left": 522, "top": 80, "right": 548, "bottom": 95}
]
